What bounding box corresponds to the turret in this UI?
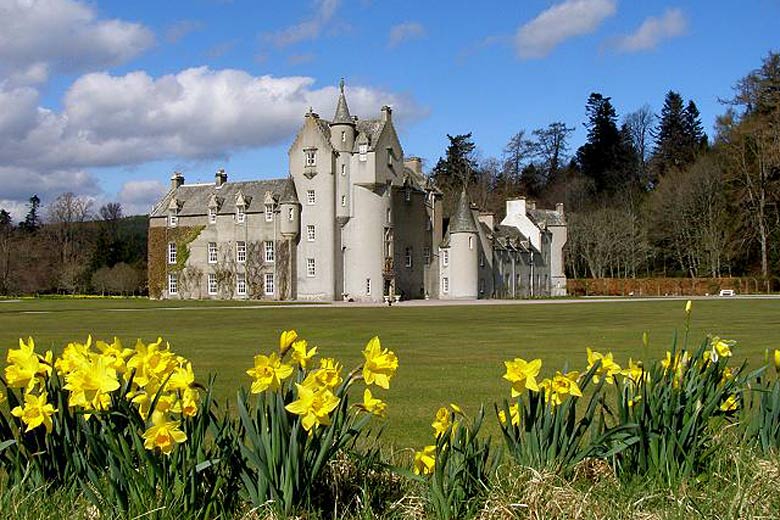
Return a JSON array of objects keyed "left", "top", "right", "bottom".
[
  {"left": 329, "top": 78, "right": 355, "bottom": 153},
  {"left": 447, "top": 189, "right": 479, "bottom": 299},
  {"left": 279, "top": 178, "right": 300, "bottom": 238}
]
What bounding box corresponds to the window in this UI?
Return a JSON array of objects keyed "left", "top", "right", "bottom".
[
  {"left": 208, "top": 242, "right": 217, "bottom": 264},
  {"left": 426, "top": 218, "right": 432, "bottom": 231},
  {"left": 386, "top": 208, "right": 391, "bottom": 223},
  {"left": 306, "top": 190, "right": 315, "bottom": 205},
  {"left": 208, "top": 208, "right": 217, "bottom": 224},
  {"left": 479, "top": 278, "right": 485, "bottom": 294},
  {"left": 442, "top": 249, "right": 449, "bottom": 267},
  {"left": 236, "top": 273, "right": 246, "bottom": 296},
  {"left": 307, "top": 225, "right": 315, "bottom": 242},
  {"left": 265, "top": 241, "right": 275, "bottom": 262},
  {"left": 168, "top": 212, "right": 178, "bottom": 227},
  {"left": 341, "top": 195, "right": 346, "bottom": 207},
  {"left": 341, "top": 131, "right": 346, "bottom": 143},
  {"left": 168, "top": 273, "right": 178, "bottom": 295},
  {"left": 386, "top": 148, "right": 393, "bottom": 166},
  {"left": 405, "top": 247, "right": 412, "bottom": 268},
  {"left": 423, "top": 247, "right": 430, "bottom": 264},
  {"left": 288, "top": 207, "right": 295, "bottom": 221},
  {"left": 236, "top": 206, "right": 245, "bottom": 223},
  {"left": 442, "top": 277, "right": 449, "bottom": 294},
  {"left": 366, "top": 278, "right": 371, "bottom": 295},
  {"left": 207, "top": 273, "right": 217, "bottom": 295},
  {"left": 265, "top": 273, "right": 275, "bottom": 296},
  {"left": 265, "top": 204, "right": 273, "bottom": 222},
  {"left": 168, "top": 242, "right": 177, "bottom": 264},
  {"left": 405, "top": 189, "right": 411, "bottom": 202},
  {"left": 468, "top": 236, "right": 474, "bottom": 250},
  {"left": 306, "top": 258, "right": 316, "bottom": 277},
  {"left": 359, "top": 143, "right": 368, "bottom": 161},
  {"left": 340, "top": 164, "right": 346, "bottom": 176},
  {"left": 305, "top": 149, "right": 316, "bottom": 167},
  {"left": 236, "top": 241, "right": 246, "bottom": 263},
  {"left": 479, "top": 254, "right": 484, "bottom": 267}
]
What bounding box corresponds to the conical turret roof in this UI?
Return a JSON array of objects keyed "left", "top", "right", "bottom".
[
  {"left": 449, "top": 189, "right": 478, "bottom": 234},
  {"left": 332, "top": 78, "right": 353, "bottom": 125},
  {"left": 279, "top": 177, "right": 298, "bottom": 204}
]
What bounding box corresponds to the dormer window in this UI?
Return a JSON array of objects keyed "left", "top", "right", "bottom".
[
  {"left": 359, "top": 143, "right": 368, "bottom": 161},
  {"left": 208, "top": 207, "right": 217, "bottom": 224},
  {"left": 236, "top": 206, "right": 245, "bottom": 223},
  {"left": 304, "top": 149, "right": 316, "bottom": 167},
  {"left": 265, "top": 203, "right": 273, "bottom": 222},
  {"left": 168, "top": 210, "right": 178, "bottom": 228},
  {"left": 386, "top": 147, "right": 393, "bottom": 167}
]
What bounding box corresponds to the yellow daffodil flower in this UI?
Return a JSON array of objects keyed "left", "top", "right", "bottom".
[
  {"left": 586, "top": 348, "right": 622, "bottom": 384},
  {"left": 710, "top": 336, "right": 734, "bottom": 359},
  {"left": 54, "top": 338, "right": 92, "bottom": 376},
  {"left": 541, "top": 371, "right": 582, "bottom": 407},
  {"left": 303, "top": 357, "right": 343, "bottom": 390},
  {"left": 774, "top": 349, "right": 780, "bottom": 374},
  {"left": 11, "top": 391, "right": 57, "bottom": 433},
  {"left": 685, "top": 300, "right": 692, "bottom": 314},
  {"left": 622, "top": 358, "right": 644, "bottom": 384},
  {"left": 5, "top": 337, "right": 48, "bottom": 392},
  {"left": 95, "top": 337, "right": 133, "bottom": 373},
  {"left": 142, "top": 413, "right": 187, "bottom": 455},
  {"left": 503, "top": 357, "right": 541, "bottom": 396},
  {"left": 284, "top": 383, "right": 340, "bottom": 431},
  {"left": 126, "top": 338, "right": 177, "bottom": 390},
  {"left": 498, "top": 403, "right": 521, "bottom": 426},
  {"left": 290, "top": 339, "right": 317, "bottom": 369},
  {"left": 362, "top": 337, "right": 398, "bottom": 390},
  {"left": 180, "top": 388, "right": 200, "bottom": 417},
  {"left": 355, "top": 388, "right": 387, "bottom": 417},
  {"left": 413, "top": 445, "right": 436, "bottom": 475},
  {"left": 279, "top": 330, "right": 298, "bottom": 355},
  {"left": 720, "top": 394, "right": 738, "bottom": 412},
  {"left": 431, "top": 406, "right": 451, "bottom": 438},
  {"left": 168, "top": 361, "right": 196, "bottom": 391},
  {"left": 246, "top": 352, "right": 293, "bottom": 394},
  {"left": 63, "top": 354, "right": 120, "bottom": 414}
]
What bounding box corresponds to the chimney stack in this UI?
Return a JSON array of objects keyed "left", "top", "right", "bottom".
[
  {"left": 215, "top": 168, "right": 228, "bottom": 187},
  {"left": 381, "top": 105, "right": 392, "bottom": 122},
  {"left": 171, "top": 171, "right": 184, "bottom": 190},
  {"left": 404, "top": 156, "right": 423, "bottom": 175},
  {"left": 556, "top": 202, "right": 565, "bottom": 215}
]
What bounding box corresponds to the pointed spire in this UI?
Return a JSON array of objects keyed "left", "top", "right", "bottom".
[
  {"left": 449, "top": 188, "right": 478, "bottom": 234},
  {"left": 280, "top": 177, "right": 298, "bottom": 204},
  {"left": 333, "top": 77, "right": 353, "bottom": 124}
]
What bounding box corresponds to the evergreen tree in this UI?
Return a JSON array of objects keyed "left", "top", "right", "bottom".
[
  {"left": 18, "top": 194, "right": 41, "bottom": 233},
  {"left": 0, "top": 209, "right": 12, "bottom": 230},
  {"left": 653, "top": 91, "right": 705, "bottom": 176},
  {"left": 429, "top": 133, "right": 479, "bottom": 215},
  {"left": 684, "top": 100, "right": 708, "bottom": 150}
]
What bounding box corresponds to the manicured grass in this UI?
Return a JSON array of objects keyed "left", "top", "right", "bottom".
[{"left": 1, "top": 297, "right": 779, "bottom": 447}]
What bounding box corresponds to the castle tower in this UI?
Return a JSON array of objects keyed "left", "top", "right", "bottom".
[
  {"left": 330, "top": 78, "right": 355, "bottom": 153},
  {"left": 447, "top": 189, "right": 479, "bottom": 299},
  {"left": 279, "top": 178, "right": 300, "bottom": 300}
]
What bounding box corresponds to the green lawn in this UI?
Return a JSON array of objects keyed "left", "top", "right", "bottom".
[{"left": 1, "top": 297, "right": 779, "bottom": 447}]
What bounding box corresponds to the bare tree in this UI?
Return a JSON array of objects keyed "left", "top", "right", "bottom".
[
  {"left": 624, "top": 105, "right": 656, "bottom": 186},
  {"left": 532, "top": 121, "right": 575, "bottom": 180},
  {"left": 99, "top": 202, "right": 123, "bottom": 221},
  {"left": 47, "top": 192, "right": 94, "bottom": 293}
]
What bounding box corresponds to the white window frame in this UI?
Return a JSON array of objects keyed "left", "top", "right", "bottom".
[
  {"left": 306, "top": 225, "right": 315, "bottom": 242},
  {"left": 208, "top": 208, "right": 217, "bottom": 224},
  {"left": 265, "top": 240, "right": 275, "bottom": 263},
  {"left": 288, "top": 207, "right": 295, "bottom": 221},
  {"left": 208, "top": 242, "right": 217, "bottom": 264},
  {"left": 442, "top": 277, "right": 449, "bottom": 294},
  {"left": 306, "top": 190, "right": 316, "bottom": 205},
  {"left": 168, "top": 242, "right": 177, "bottom": 264},
  {"left": 340, "top": 164, "right": 346, "bottom": 176},
  {"left": 236, "top": 205, "right": 245, "bottom": 224},
  {"left": 168, "top": 273, "right": 178, "bottom": 295},
  {"left": 306, "top": 258, "right": 316, "bottom": 277},
  {"left": 236, "top": 273, "right": 246, "bottom": 296},
  {"left": 341, "top": 195, "right": 346, "bottom": 207},
  {"left": 265, "top": 204, "right": 273, "bottom": 222},
  {"left": 386, "top": 148, "right": 393, "bottom": 167},
  {"left": 168, "top": 212, "right": 178, "bottom": 228},
  {"left": 207, "top": 273, "right": 217, "bottom": 295},
  {"left": 264, "top": 273, "right": 275, "bottom": 296},
  {"left": 305, "top": 149, "right": 316, "bottom": 167},
  {"left": 366, "top": 278, "right": 371, "bottom": 295},
  {"left": 442, "top": 249, "right": 449, "bottom": 267},
  {"left": 405, "top": 247, "right": 412, "bottom": 268},
  {"left": 236, "top": 241, "right": 246, "bottom": 263},
  {"left": 468, "top": 236, "right": 474, "bottom": 250},
  {"left": 359, "top": 143, "right": 367, "bottom": 161},
  {"left": 386, "top": 208, "right": 391, "bottom": 224},
  {"left": 341, "top": 131, "right": 346, "bottom": 143}
]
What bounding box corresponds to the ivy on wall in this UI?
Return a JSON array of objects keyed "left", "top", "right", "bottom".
[{"left": 147, "top": 225, "right": 204, "bottom": 299}]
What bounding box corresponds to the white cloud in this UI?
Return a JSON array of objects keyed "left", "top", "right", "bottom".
[
  {"left": 515, "top": 0, "right": 617, "bottom": 59},
  {"left": 118, "top": 180, "right": 167, "bottom": 215},
  {"left": 613, "top": 8, "right": 686, "bottom": 53},
  {"left": 0, "top": 0, "right": 154, "bottom": 83},
  {"left": 388, "top": 21, "right": 425, "bottom": 48},
  {"left": 264, "top": 0, "right": 341, "bottom": 47},
  {"left": 0, "top": 68, "right": 426, "bottom": 211}
]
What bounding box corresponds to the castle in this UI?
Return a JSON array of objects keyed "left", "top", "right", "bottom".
[{"left": 148, "top": 81, "right": 567, "bottom": 302}]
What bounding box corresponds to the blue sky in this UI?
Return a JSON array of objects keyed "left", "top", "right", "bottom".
[{"left": 0, "top": 0, "right": 778, "bottom": 217}]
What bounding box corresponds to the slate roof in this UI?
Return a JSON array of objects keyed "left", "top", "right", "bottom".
[
  {"left": 448, "top": 190, "right": 478, "bottom": 234},
  {"left": 529, "top": 208, "right": 565, "bottom": 226},
  {"left": 333, "top": 79, "right": 353, "bottom": 124},
  {"left": 354, "top": 119, "right": 386, "bottom": 151},
  {"left": 150, "top": 178, "right": 294, "bottom": 217}
]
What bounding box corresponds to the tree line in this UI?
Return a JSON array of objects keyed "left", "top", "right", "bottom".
[
  {"left": 429, "top": 52, "right": 780, "bottom": 282},
  {"left": 0, "top": 194, "right": 147, "bottom": 296}
]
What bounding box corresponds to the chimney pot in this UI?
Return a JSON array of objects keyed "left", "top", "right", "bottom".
[
  {"left": 171, "top": 171, "right": 184, "bottom": 190},
  {"left": 215, "top": 168, "right": 228, "bottom": 187}
]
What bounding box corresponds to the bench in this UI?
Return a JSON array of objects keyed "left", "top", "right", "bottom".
[{"left": 719, "top": 289, "right": 736, "bottom": 297}]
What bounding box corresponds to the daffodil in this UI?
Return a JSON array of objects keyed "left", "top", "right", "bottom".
[
  {"left": 142, "top": 413, "right": 187, "bottom": 455},
  {"left": 413, "top": 445, "right": 436, "bottom": 475},
  {"left": 710, "top": 336, "right": 734, "bottom": 359},
  {"left": 180, "top": 388, "right": 200, "bottom": 417},
  {"left": 126, "top": 338, "right": 178, "bottom": 391},
  {"left": 246, "top": 352, "right": 293, "bottom": 394},
  {"left": 431, "top": 406, "right": 451, "bottom": 438},
  {"left": 5, "top": 337, "right": 49, "bottom": 392},
  {"left": 63, "top": 354, "right": 120, "bottom": 414},
  {"left": 290, "top": 339, "right": 317, "bottom": 368},
  {"left": 540, "top": 371, "right": 582, "bottom": 407},
  {"left": 11, "top": 391, "right": 57, "bottom": 433},
  {"left": 355, "top": 388, "right": 386, "bottom": 417},
  {"left": 279, "top": 330, "right": 298, "bottom": 355},
  {"left": 685, "top": 300, "right": 692, "bottom": 314},
  {"left": 622, "top": 358, "right": 644, "bottom": 384},
  {"left": 774, "top": 349, "right": 780, "bottom": 374},
  {"left": 168, "top": 361, "right": 196, "bottom": 391},
  {"left": 284, "top": 383, "right": 340, "bottom": 431},
  {"left": 95, "top": 337, "right": 133, "bottom": 373},
  {"left": 498, "top": 403, "right": 521, "bottom": 426},
  {"left": 362, "top": 337, "right": 398, "bottom": 389},
  {"left": 304, "top": 357, "right": 343, "bottom": 390},
  {"left": 586, "top": 348, "right": 622, "bottom": 384},
  {"left": 54, "top": 338, "right": 92, "bottom": 375},
  {"left": 720, "top": 394, "right": 738, "bottom": 412},
  {"left": 503, "top": 357, "right": 541, "bottom": 396}
]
